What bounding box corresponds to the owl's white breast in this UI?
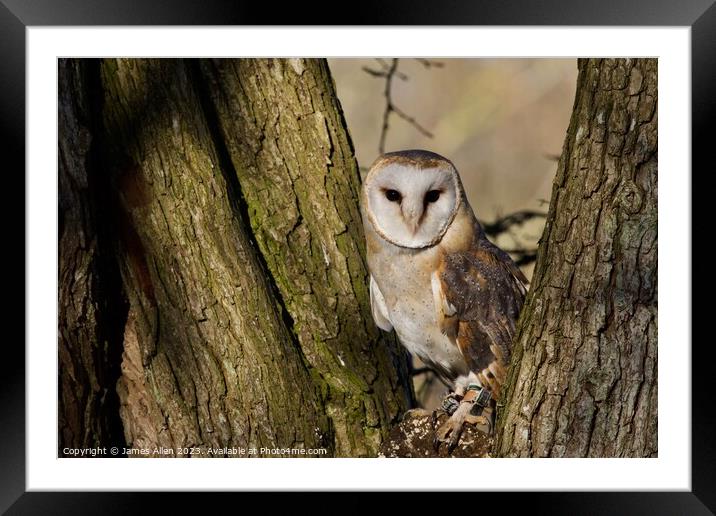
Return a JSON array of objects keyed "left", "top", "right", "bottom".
[{"left": 365, "top": 216, "right": 472, "bottom": 382}]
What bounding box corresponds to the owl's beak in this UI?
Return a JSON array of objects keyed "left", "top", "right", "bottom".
[
  {"left": 406, "top": 219, "right": 420, "bottom": 235},
  {"left": 402, "top": 202, "right": 424, "bottom": 235}
]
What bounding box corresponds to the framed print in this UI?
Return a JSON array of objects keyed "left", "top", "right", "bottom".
[{"left": 6, "top": 0, "right": 713, "bottom": 512}]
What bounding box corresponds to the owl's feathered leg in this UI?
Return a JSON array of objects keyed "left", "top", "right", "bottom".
[{"left": 433, "top": 384, "right": 493, "bottom": 453}]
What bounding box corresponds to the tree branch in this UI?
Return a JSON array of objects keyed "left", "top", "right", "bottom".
[
  {"left": 481, "top": 210, "right": 547, "bottom": 237},
  {"left": 362, "top": 58, "right": 438, "bottom": 155}
]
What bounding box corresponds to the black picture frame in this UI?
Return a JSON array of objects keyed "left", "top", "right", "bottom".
[{"left": 5, "top": 0, "right": 713, "bottom": 512}]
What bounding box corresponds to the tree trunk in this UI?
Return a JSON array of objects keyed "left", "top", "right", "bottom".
[
  {"left": 73, "top": 58, "right": 413, "bottom": 457},
  {"left": 198, "top": 59, "right": 414, "bottom": 455},
  {"left": 494, "top": 59, "right": 657, "bottom": 457},
  {"left": 58, "top": 59, "right": 127, "bottom": 454}
]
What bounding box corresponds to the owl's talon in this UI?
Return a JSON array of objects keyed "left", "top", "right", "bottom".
[
  {"left": 447, "top": 427, "right": 463, "bottom": 453},
  {"left": 431, "top": 409, "right": 446, "bottom": 451},
  {"left": 430, "top": 409, "right": 443, "bottom": 428},
  {"left": 433, "top": 417, "right": 464, "bottom": 454},
  {"left": 433, "top": 400, "right": 471, "bottom": 454},
  {"left": 433, "top": 389, "right": 496, "bottom": 453},
  {"left": 433, "top": 417, "right": 460, "bottom": 452},
  {"left": 432, "top": 435, "right": 442, "bottom": 452}
]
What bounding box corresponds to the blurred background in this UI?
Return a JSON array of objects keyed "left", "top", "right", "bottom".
[{"left": 328, "top": 58, "right": 578, "bottom": 408}]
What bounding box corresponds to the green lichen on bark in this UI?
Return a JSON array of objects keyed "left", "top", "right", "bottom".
[
  {"left": 494, "top": 59, "right": 657, "bottom": 457},
  {"left": 100, "top": 59, "right": 332, "bottom": 456}
]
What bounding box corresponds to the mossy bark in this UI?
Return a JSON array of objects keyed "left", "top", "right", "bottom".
[
  {"left": 73, "top": 58, "right": 414, "bottom": 457},
  {"left": 494, "top": 59, "right": 658, "bottom": 457}
]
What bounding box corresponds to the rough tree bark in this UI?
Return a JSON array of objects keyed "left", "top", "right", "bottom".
[
  {"left": 58, "top": 59, "right": 126, "bottom": 453},
  {"left": 494, "top": 58, "right": 657, "bottom": 457},
  {"left": 103, "top": 58, "right": 331, "bottom": 456},
  {"left": 60, "top": 58, "right": 413, "bottom": 457}
]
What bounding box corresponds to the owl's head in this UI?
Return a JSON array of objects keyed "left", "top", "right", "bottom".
[{"left": 362, "top": 150, "right": 463, "bottom": 249}]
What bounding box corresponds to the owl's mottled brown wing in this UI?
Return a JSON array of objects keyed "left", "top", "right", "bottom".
[{"left": 433, "top": 237, "right": 527, "bottom": 398}]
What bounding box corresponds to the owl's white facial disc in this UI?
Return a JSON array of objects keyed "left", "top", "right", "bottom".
[{"left": 364, "top": 157, "right": 462, "bottom": 249}]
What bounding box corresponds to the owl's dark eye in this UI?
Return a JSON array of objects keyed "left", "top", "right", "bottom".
[
  {"left": 385, "top": 189, "right": 402, "bottom": 202},
  {"left": 425, "top": 190, "right": 441, "bottom": 203}
]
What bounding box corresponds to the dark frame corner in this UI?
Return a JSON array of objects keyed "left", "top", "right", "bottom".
[{"left": 6, "top": 0, "right": 714, "bottom": 513}]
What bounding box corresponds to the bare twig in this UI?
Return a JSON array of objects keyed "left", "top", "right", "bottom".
[
  {"left": 362, "top": 58, "right": 437, "bottom": 155},
  {"left": 392, "top": 106, "right": 433, "bottom": 139},
  {"left": 361, "top": 66, "right": 387, "bottom": 78},
  {"left": 378, "top": 59, "right": 399, "bottom": 154},
  {"left": 481, "top": 210, "right": 547, "bottom": 237}
]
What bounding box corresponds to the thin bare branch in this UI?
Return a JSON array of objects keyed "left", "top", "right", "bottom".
[
  {"left": 362, "top": 66, "right": 387, "bottom": 78},
  {"left": 362, "top": 58, "right": 437, "bottom": 155},
  {"left": 378, "top": 59, "right": 399, "bottom": 154},
  {"left": 392, "top": 105, "right": 434, "bottom": 138},
  {"left": 481, "top": 210, "right": 547, "bottom": 237}
]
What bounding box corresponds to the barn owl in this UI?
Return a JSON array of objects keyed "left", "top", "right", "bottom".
[{"left": 361, "top": 149, "right": 527, "bottom": 452}]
